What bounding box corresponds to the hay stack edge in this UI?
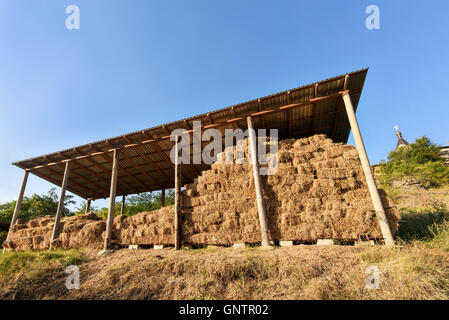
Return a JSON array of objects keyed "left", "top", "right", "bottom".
[{"left": 3, "top": 135, "right": 399, "bottom": 251}]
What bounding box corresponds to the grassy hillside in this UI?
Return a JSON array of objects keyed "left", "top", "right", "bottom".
[
  {"left": 0, "top": 242, "right": 448, "bottom": 300},
  {"left": 1, "top": 183, "right": 448, "bottom": 300}
]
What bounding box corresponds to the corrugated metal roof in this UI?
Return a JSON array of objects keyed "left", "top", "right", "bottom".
[{"left": 12, "top": 69, "right": 368, "bottom": 199}]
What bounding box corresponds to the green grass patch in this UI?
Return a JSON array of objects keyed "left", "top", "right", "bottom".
[
  {"left": 0, "top": 249, "right": 83, "bottom": 276},
  {"left": 396, "top": 201, "right": 449, "bottom": 242},
  {"left": 426, "top": 220, "right": 449, "bottom": 251}
]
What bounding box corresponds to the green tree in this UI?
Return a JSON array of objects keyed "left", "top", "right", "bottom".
[
  {"left": 0, "top": 188, "right": 75, "bottom": 223},
  {"left": 379, "top": 136, "right": 449, "bottom": 188},
  {"left": 124, "top": 190, "right": 175, "bottom": 216},
  {"left": 73, "top": 201, "right": 99, "bottom": 216},
  {"left": 93, "top": 190, "right": 175, "bottom": 219}
]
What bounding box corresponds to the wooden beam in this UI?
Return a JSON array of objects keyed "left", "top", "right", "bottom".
[
  {"left": 162, "top": 125, "right": 171, "bottom": 136},
  {"left": 69, "top": 168, "right": 108, "bottom": 195},
  {"left": 109, "top": 142, "right": 163, "bottom": 189},
  {"left": 44, "top": 165, "right": 102, "bottom": 199},
  {"left": 143, "top": 131, "right": 192, "bottom": 182},
  {"left": 332, "top": 74, "right": 349, "bottom": 138},
  {"left": 75, "top": 149, "right": 133, "bottom": 193},
  {"left": 51, "top": 161, "right": 71, "bottom": 243},
  {"left": 59, "top": 152, "right": 111, "bottom": 194},
  {"left": 130, "top": 134, "right": 225, "bottom": 169},
  {"left": 227, "top": 117, "right": 246, "bottom": 124},
  {"left": 104, "top": 149, "right": 119, "bottom": 250},
  {"left": 310, "top": 84, "right": 319, "bottom": 135},
  {"left": 278, "top": 92, "right": 344, "bottom": 111},
  {"left": 251, "top": 109, "right": 279, "bottom": 117},
  {"left": 174, "top": 136, "right": 182, "bottom": 250},
  {"left": 182, "top": 121, "right": 202, "bottom": 176},
  {"left": 202, "top": 123, "right": 221, "bottom": 130},
  {"left": 292, "top": 121, "right": 348, "bottom": 137},
  {"left": 30, "top": 169, "right": 89, "bottom": 199},
  {"left": 247, "top": 116, "right": 271, "bottom": 248},
  {"left": 206, "top": 113, "right": 214, "bottom": 125},
  {"left": 5, "top": 170, "right": 29, "bottom": 243},
  {"left": 121, "top": 195, "right": 125, "bottom": 215},
  {"left": 142, "top": 132, "right": 172, "bottom": 165},
  {"left": 341, "top": 92, "right": 394, "bottom": 246},
  {"left": 229, "top": 109, "right": 238, "bottom": 129},
  {"left": 91, "top": 144, "right": 147, "bottom": 189},
  {"left": 286, "top": 91, "right": 292, "bottom": 136},
  {"left": 124, "top": 136, "right": 171, "bottom": 181},
  {"left": 257, "top": 99, "right": 265, "bottom": 128},
  {"left": 85, "top": 199, "right": 91, "bottom": 214},
  {"left": 69, "top": 172, "right": 103, "bottom": 197}
]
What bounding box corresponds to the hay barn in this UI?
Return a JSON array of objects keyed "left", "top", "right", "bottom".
[{"left": 3, "top": 69, "right": 398, "bottom": 252}]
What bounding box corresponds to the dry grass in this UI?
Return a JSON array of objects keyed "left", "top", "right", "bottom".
[
  {"left": 1, "top": 182, "right": 448, "bottom": 300},
  {"left": 0, "top": 249, "right": 83, "bottom": 299},
  {"left": 1, "top": 243, "right": 448, "bottom": 300},
  {"left": 387, "top": 184, "right": 449, "bottom": 211}
]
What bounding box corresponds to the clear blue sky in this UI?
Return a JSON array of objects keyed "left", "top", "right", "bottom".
[{"left": 1, "top": 0, "right": 448, "bottom": 209}]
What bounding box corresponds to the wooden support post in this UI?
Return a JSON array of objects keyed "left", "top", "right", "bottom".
[
  {"left": 5, "top": 170, "right": 29, "bottom": 242},
  {"left": 104, "top": 149, "right": 119, "bottom": 250},
  {"left": 161, "top": 189, "right": 166, "bottom": 207},
  {"left": 341, "top": 92, "right": 394, "bottom": 246},
  {"left": 174, "top": 136, "right": 182, "bottom": 250},
  {"left": 85, "top": 199, "right": 91, "bottom": 214},
  {"left": 121, "top": 195, "right": 125, "bottom": 215},
  {"left": 247, "top": 116, "right": 271, "bottom": 248},
  {"left": 51, "top": 161, "right": 71, "bottom": 242}
]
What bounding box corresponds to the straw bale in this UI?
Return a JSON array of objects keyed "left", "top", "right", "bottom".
[{"left": 4, "top": 135, "right": 400, "bottom": 250}]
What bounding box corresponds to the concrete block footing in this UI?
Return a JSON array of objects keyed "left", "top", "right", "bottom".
[
  {"left": 98, "top": 249, "right": 114, "bottom": 256},
  {"left": 233, "top": 243, "right": 246, "bottom": 249},
  {"left": 128, "top": 244, "right": 139, "bottom": 250},
  {"left": 153, "top": 244, "right": 165, "bottom": 250},
  {"left": 279, "top": 240, "right": 294, "bottom": 247},
  {"left": 316, "top": 239, "right": 334, "bottom": 246}
]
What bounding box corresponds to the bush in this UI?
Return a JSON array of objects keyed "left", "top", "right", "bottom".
[{"left": 379, "top": 136, "right": 449, "bottom": 188}]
